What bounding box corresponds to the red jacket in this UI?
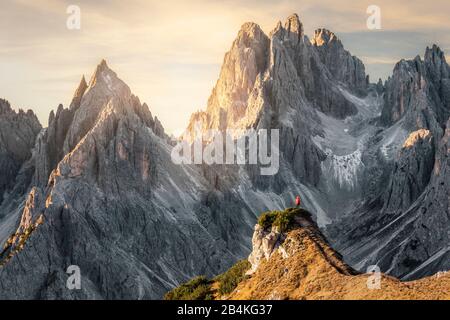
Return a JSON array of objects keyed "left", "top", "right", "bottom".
[{"left": 295, "top": 196, "right": 301, "bottom": 206}]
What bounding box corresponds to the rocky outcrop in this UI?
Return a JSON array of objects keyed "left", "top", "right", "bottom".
[
  {"left": 247, "top": 224, "right": 283, "bottom": 274},
  {"left": 247, "top": 209, "right": 317, "bottom": 274},
  {"left": 169, "top": 209, "right": 450, "bottom": 300},
  {"left": 229, "top": 215, "right": 450, "bottom": 300},
  {"left": 379, "top": 119, "right": 450, "bottom": 279}
]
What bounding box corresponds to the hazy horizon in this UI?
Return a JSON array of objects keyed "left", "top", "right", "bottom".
[{"left": 1, "top": 0, "right": 449, "bottom": 134}]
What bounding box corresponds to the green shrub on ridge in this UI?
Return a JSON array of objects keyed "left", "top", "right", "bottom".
[
  {"left": 164, "top": 276, "right": 213, "bottom": 300},
  {"left": 215, "top": 260, "right": 251, "bottom": 296},
  {"left": 258, "top": 208, "right": 308, "bottom": 232}
]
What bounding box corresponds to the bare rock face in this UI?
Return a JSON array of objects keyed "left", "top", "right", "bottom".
[
  {"left": 312, "top": 29, "right": 367, "bottom": 94},
  {"left": 247, "top": 224, "right": 283, "bottom": 274},
  {"left": 186, "top": 13, "right": 366, "bottom": 137},
  {"left": 247, "top": 209, "right": 317, "bottom": 274},
  {"left": 63, "top": 60, "right": 133, "bottom": 153},
  {"left": 381, "top": 58, "right": 424, "bottom": 126},
  {"left": 381, "top": 45, "right": 450, "bottom": 129},
  {"left": 198, "top": 22, "right": 269, "bottom": 132},
  {"left": 34, "top": 103, "right": 76, "bottom": 187},
  {"left": 69, "top": 76, "right": 88, "bottom": 111},
  {"left": 382, "top": 129, "right": 435, "bottom": 214},
  {"left": 0, "top": 99, "right": 41, "bottom": 206},
  {"left": 334, "top": 120, "right": 450, "bottom": 280},
  {"left": 424, "top": 45, "right": 450, "bottom": 121},
  {"left": 328, "top": 47, "right": 450, "bottom": 280},
  {"left": 269, "top": 15, "right": 360, "bottom": 119},
  {"left": 184, "top": 13, "right": 364, "bottom": 191},
  {"left": 384, "top": 119, "right": 450, "bottom": 279}
]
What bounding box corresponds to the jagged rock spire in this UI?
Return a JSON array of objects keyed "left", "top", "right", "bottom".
[
  {"left": 284, "top": 13, "right": 303, "bottom": 37},
  {"left": 425, "top": 44, "right": 446, "bottom": 63},
  {"left": 0, "top": 98, "right": 12, "bottom": 114},
  {"left": 424, "top": 44, "right": 450, "bottom": 81},
  {"left": 270, "top": 13, "right": 304, "bottom": 43},
  {"left": 311, "top": 27, "right": 367, "bottom": 93},
  {"left": 69, "top": 75, "right": 88, "bottom": 110},
  {"left": 311, "top": 28, "right": 339, "bottom": 46},
  {"left": 89, "top": 59, "right": 114, "bottom": 87},
  {"left": 196, "top": 21, "right": 269, "bottom": 132}
]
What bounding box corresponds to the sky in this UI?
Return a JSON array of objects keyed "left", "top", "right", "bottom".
[{"left": 1, "top": 0, "right": 449, "bottom": 135}]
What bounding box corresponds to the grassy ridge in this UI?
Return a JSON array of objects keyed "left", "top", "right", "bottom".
[
  {"left": 164, "top": 260, "right": 251, "bottom": 300},
  {"left": 164, "top": 208, "right": 312, "bottom": 300}
]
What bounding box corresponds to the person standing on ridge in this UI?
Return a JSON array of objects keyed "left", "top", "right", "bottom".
[{"left": 295, "top": 195, "right": 301, "bottom": 207}]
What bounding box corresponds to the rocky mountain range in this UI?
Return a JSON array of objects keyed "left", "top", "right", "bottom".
[{"left": 0, "top": 13, "right": 448, "bottom": 299}]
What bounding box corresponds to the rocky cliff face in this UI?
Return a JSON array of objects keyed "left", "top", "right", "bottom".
[
  {"left": 329, "top": 116, "right": 450, "bottom": 280},
  {"left": 382, "top": 129, "right": 435, "bottom": 213},
  {"left": 381, "top": 45, "right": 450, "bottom": 130},
  {"left": 312, "top": 28, "right": 367, "bottom": 94},
  {"left": 328, "top": 46, "right": 450, "bottom": 280},
  {"left": 0, "top": 99, "right": 41, "bottom": 208},
  {"left": 184, "top": 13, "right": 369, "bottom": 207},
  {"left": 246, "top": 209, "right": 318, "bottom": 274}
]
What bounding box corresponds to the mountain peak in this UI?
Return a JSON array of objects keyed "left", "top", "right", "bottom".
[
  {"left": 63, "top": 60, "right": 132, "bottom": 153},
  {"left": 98, "top": 58, "right": 108, "bottom": 70},
  {"left": 425, "top": 44, "right": 447, "bottom": 64},
  {"left": 239, "top": 22, "right": 261, "bottom": 33},
  {"left": 69, "top": 75, "right": 88, "bottom": 110},
  {"left": 89, "top": 59, "right": 117, "bottom": 88},
  {"left": 79, "top": 75, "right": 88, "bottom": 92},
  {"left": 80, "top": 74, "right": 87, "bottom": 85},
  {"left": 270, "top": 13, "right": 304, "bottom": 43},
  {"left": 237, "top": 22, "right": 266, "bottom": 44},
  {"left": 0, "top": 98, "right": 12, "bottom": 114},
  {"left": 311, "top": 28, "right": 339, "bottom": 46},
  {"left": 284, "top": 13, "right": 303, "bottom": 36}
]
